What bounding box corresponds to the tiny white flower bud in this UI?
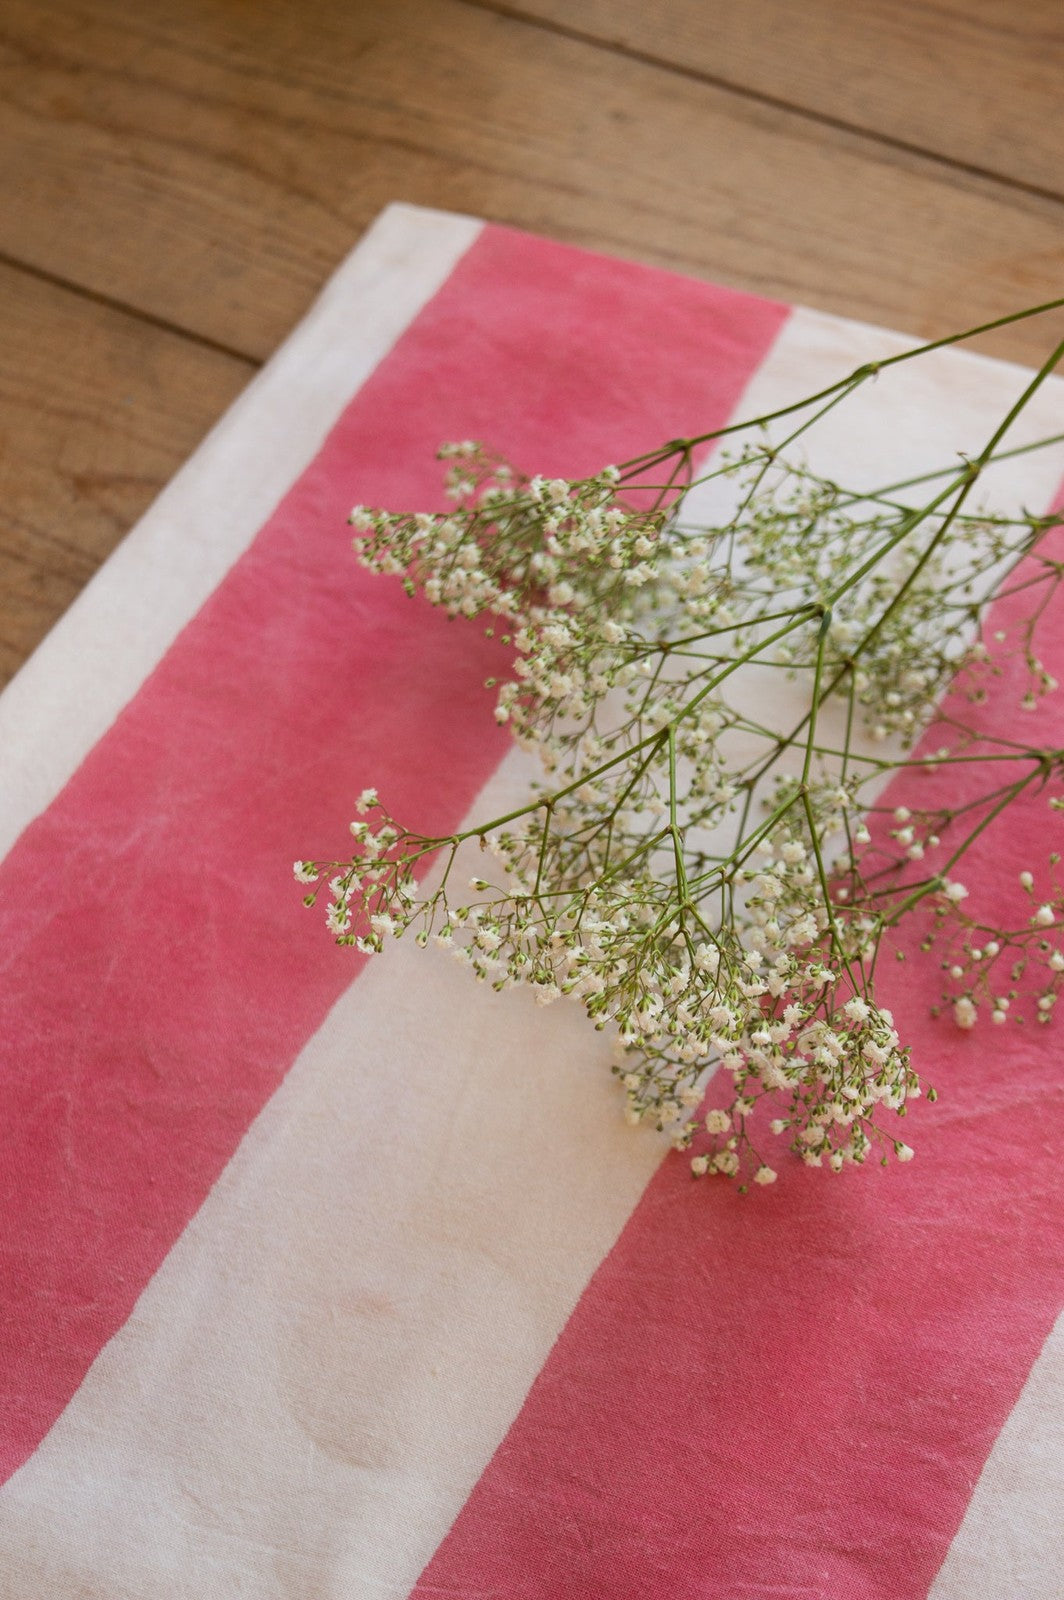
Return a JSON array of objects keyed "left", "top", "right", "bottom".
[{"left": 953, "top": 996, "right": 977, "bottom": 1030}]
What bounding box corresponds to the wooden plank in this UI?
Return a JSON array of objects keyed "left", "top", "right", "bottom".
[
  {"left": 495, "top": 0, "right": 1064, "bottom": 200},
  {"left": 1, "top": 0, "right": 1064, "bottom": 367},
  {"left": 0, "top": 262, "right": 253, "bottom": 688}
]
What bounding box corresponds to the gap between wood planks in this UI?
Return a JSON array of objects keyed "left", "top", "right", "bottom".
[
  {"left": 3, "top": 0, "right": 1063, "bottom": 367},
  {"left": 0, "top": 247, "right": 259, "bottom": 371},
  {"left": 459, "top": 0, "right": 1064, "bottom": 208}
]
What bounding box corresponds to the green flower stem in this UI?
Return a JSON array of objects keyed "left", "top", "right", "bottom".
[
  {"left": 882, "top": 765, "right": 1048, "bottom": 925},
  {"left": 619, "top": 295, "right": 1064, "bottom": 475},
  {"left": 422, "top": 606, "right": 824, "bottom": 862}
]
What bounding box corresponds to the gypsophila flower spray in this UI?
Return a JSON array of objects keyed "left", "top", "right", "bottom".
[{"left": 297, "top": 301, "right": 1064, "bottom": 1188}]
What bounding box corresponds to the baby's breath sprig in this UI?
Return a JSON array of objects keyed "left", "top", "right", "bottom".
[{"left": 299, "top": 301, "right": 1064, "bottom": 1186}]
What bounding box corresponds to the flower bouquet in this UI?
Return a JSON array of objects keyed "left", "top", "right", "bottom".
[{"left": 297, "top": 301, "right": 1064, "bottom": 1188}]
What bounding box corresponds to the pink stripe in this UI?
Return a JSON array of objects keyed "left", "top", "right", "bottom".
[
  {"left": 413, "top": 516, "right": 1064, "bottom": 1595},
  {"left": 0, "top": 225, "right": 786, "bottom": 1481}
]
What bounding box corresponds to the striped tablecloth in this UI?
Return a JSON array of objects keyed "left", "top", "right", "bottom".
[{"left": 2, "top": 204, "right": 1064, "bottom": 1597}]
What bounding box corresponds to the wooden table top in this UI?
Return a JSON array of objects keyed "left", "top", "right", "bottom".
[{"left": 3, "top": 0, "right": 1063, "bottom": 689}]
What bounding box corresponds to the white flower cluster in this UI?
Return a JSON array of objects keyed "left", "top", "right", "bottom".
[
  {"left": 350, "top": 445, "right": 672, "bottom": 630},
  {"left": 297, "top": 428, "right": 1064, "bottom": 1187},
  {"left": 747, "top": 466, "right": 1059, "bottom": 741},
  {"left": 928, "top": 855, "right": 1064, "bottom": 1030}
]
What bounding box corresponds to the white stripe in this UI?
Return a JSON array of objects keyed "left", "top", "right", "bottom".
[
  {"left": 928, "top": 1314, "right": 1064, "bottom": 1598},
  {"left": 689, "top": 304, "right": 1064, "bottom": 514},
  {"left": 2, "top": 298, "right": 1063, "bottom": 1596},
  {"left": 0, "top": 203, "right": 482, "bottom": 863}
]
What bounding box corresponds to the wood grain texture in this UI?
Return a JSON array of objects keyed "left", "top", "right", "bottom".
[
  {"left": 2, "top": 0, "right": 1064, "bottom": 686},
  {"left": 0, "top": 262, "right": 252, "bottom": 687},
  {"left": 1, "top": 0, "right": 1063, "bottom": 364},
  {"left": 496, "top": 0, "right": 1064, "bottom": 199}
]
